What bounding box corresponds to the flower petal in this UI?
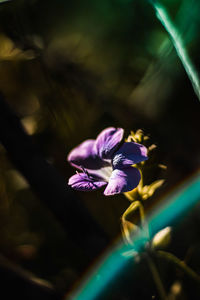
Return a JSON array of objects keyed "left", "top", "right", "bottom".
[
  {"left": 95, "top": 127, "right": 124, "bottom": 159},
  {"left": 67, "top": 139, "right": 108, "bottom": 170},
  {"left": 68, "top": 173, "right": 107, "bottom": 191},
  {"left": 112, "top": 142, "right": 148, "bottom": 169},
  {"left": 104, "top": 167, "right": 141, "bottom": 196}
]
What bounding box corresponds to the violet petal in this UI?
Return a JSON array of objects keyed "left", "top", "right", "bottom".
[
  {"left": 112, "top": 142, "right": 148, "bottom": 169},
  {"left": 95, "top": 127, "right": 124, "bottom": 159},
  {"left": 67, "top": 139, "right": 108, "bottom": 170},
  {"left": 68, "top": 173, "right": 107, "bottom": 191},
  {"left": 104, "top": 167, "right": 141, "bottom": 196}
]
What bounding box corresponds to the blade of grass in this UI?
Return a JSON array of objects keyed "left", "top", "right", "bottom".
[{"left": 149, "top": 0, "right": 200, "bottom": 101}]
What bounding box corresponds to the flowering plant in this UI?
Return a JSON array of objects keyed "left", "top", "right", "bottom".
[
  {"left": 67, "top": 127, "right": 148, "bottom": 195},
  {"left": 67, "top": 127, "right": 200, "bottom": 299}
]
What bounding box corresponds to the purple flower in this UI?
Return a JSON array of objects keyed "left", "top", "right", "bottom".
[{"left": 67, "top": 127, "right": 148, "bottom": 196}]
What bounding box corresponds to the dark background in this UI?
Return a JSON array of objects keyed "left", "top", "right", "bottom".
[{"left": 0, "top": 0, "right": 199, "bottom": 299}]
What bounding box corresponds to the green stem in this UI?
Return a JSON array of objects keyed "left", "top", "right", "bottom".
[
  {"left": 122, "top": 197, "right": 167, "bottom": 299},
  {"left": 149, "top": 0, "right": 200, "bottom": 102},
  {"left": 146, "top": 254, "right": 168, "bottom": 300},
  {"left": 157, "top": 250, "right": 200, "bottom": 284},
  {"left": 138, "top": 201, "right": 145, "bottom": 225},
  {"left": 136, "top": 202, "right": 167, "bottom": 299}
]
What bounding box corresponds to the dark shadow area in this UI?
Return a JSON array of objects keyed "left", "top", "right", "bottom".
[{"left": 0, "top": 0, "right": 199, "bottom": 299}]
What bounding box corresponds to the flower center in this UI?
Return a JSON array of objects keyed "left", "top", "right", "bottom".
[
  {"left": 97, "top": 166, "right": 113, "bottom": 182},
  {"left": 84, "top": 165, "right": 113, "bottom": 182}
]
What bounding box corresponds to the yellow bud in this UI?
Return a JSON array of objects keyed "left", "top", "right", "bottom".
[
  {"left": 152, "top": 227, "right": 171, "bottom": 249},
  {"left": 140, "top": 179, "right": 165, "bottom": 200}
]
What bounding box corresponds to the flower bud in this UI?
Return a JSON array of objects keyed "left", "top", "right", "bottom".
[{"left": 152, "top": 227, "right": 172, "bottom": 249}]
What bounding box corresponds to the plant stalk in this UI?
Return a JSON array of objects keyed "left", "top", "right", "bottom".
[
  {"left": 146, "top": 254, "right": 168, "bottom": 300},
  {"left": 157, "top": 250, "right": 200, "bottom": 284}
]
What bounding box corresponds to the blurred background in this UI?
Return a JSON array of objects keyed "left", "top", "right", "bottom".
[{"left": 0, "top": 0, "right": 200, "bottom": 299}]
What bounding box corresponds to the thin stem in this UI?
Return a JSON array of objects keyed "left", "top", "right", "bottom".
[
  {"left": 138, "top": 201, "right": 145, "bottom": 225},
  {"left": 139, "top": 196, "right": 167, "bottom": 300},
  {"left": 146, "top": 254, "right": 168, "bottom": 300},
  {"left": 122, "top": 200, "right": 140, "bottom": 219},
  {"left": 121, "top": 200, "right": 148, "bottom": 237},
  {"left": 137, "top": 167, "right": 144, "bottom": 196},
  {"left": 157, "top": 250, "right": 200, "bottom": 284},
  {"left": 123, "top": 188, "right": 168, "bottom": 299},
  {"left": 138, "top": 200, "right": 150, "bottom": 240},
  {"left": 122, "top": 198, "right": 167, "bottom": 299}
]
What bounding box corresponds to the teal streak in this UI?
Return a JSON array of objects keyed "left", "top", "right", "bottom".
[
  {"left": 68, "top": 172, "right": 200, "bottom": 300},
  {"left": 149, "top": 0, "right": 200, "bottom": 101},
  {"left": 148, "top": 172, "right": 200, "bottom": 235}
]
